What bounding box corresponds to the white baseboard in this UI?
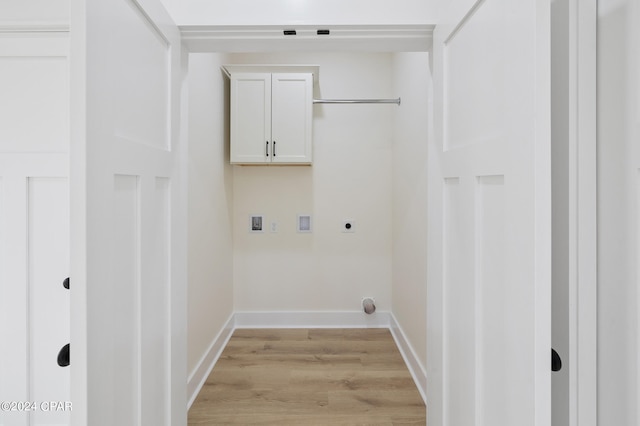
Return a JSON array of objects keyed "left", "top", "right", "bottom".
[
  {"left": 187, "top": 314, "right": 235, "bottom": 408},
  {"left": 389, "top": 313, "right": 427, "bottom": 404},
  {"left": 233, "top": 310, "right": 391, "bottom": 328},
  {"left": 187, "top": 311, "right": 426, "bottom": 408}
]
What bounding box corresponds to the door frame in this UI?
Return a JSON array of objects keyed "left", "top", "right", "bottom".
[
  {"left": 179, "top": 12, "right": 599, "bottom": 423},
  {"left": 568, "top": 0, "right": 597, "bottom": 424},
  {"left": 65, "top": 7, "right": 597, "bottom": 422}
]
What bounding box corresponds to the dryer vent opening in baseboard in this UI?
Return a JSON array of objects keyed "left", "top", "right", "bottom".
[{"left": 362, "top": 298, "right": 376, "bottom": 314}]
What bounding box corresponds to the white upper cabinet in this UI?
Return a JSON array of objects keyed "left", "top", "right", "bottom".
[
  {"left": 230, "top": 73, "right": 272, "bottom": 164},
  {"left": 230, "top": 72, "right": 313, "bottom": 165}
]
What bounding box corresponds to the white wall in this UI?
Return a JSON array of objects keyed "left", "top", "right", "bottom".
[
  {"left": 187, "top": 53, "right": 234, "bottom": 375},
  {"left": 391, "top": 52, "right": 430, "bottom": 371},
  {"left": 229, "top": 52, "right": 394, "bottom": 314},
  {"left": 160, "top": 0, "right": 438, "bottom": 27},
  {"left": 597, "top": 0, "right": 640, "bottom": 424}
]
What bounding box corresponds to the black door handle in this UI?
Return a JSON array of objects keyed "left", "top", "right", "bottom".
[
  {"left": 57, "top": 343, "right": 70, "bottom": 367},
  {"left": 551, "top": 348, "right": 562, "bottom": 372},
  {"left": 58, "top": 277, "right": 70, "bottom": 367}
]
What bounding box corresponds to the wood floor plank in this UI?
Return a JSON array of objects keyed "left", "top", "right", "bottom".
[
  {"left": 288, "top": 369, "right": 416, "bottom": 391},
  {"left": 188, "top": 328, "right": 426, "bottom": 425}
]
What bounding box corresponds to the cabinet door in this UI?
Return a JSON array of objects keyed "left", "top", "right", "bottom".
[
  {"left": 271, "top": 73, "right": 313, "bottom": 164},
  {"left": 230, "top": 73, "right": 272, "bottom": 164}
]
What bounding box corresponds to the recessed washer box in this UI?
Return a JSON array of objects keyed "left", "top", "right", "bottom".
[{"left": 249, "top": 214, "right": 264, "bottom": 233}]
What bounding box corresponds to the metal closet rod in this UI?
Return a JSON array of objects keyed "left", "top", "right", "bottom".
[{"left": 313, "top": 97, "right": 401, "bottom": 105}]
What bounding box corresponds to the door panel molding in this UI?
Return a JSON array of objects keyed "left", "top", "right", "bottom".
[
  {"left": 70, "top": 0, "right": 186, "bottom": 424},
  {"left": 429, "top": 0, "right": 551, "bottom": 424},
  {"left": 0, "top": 34, "right": 70, "bottom": 426}
]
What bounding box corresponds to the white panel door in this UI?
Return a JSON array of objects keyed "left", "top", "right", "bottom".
[
  {"left": 0, "top": 34, "right": 71, "bottom": 426},
  {"left": 69, "top": 1, "right": 186, "bottom": 425},
  {"left": 427, "top": 0, "right": 551, "bottom": 425},
  {"left": 271, "top": 73, "right": 313, "bottom": 164}
]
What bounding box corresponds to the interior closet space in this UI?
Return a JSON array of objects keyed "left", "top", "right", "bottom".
[{"left": 186, "top": 50, "right": 430, "bottom": 401}]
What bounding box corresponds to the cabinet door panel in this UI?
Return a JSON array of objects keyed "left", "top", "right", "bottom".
[
  {"left": 271, "top": 73, "right": 313, "bottom": 164},
  {"left": 230, "top": 73, "right": 271, "bottom": 163}
]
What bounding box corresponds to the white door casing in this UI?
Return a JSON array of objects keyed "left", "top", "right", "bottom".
[
  {"left": 597, "top": 1, "right": 640, "bottom": 423},
  {"left": 568, "top": 1, "right": 598, "bottom": 425},
  {"left": 550, "top": 0, "right": 597, "bottom": 424},
  {"left": 636, "top": 1, "right": 640, "bottom": 417},
  {"left": 427, "top": 0, "right": 551, "bottom": 425},
  {"left": 0, "top": 33, "right": 71, "bottom": 426},
  {"left": 70, "top": 0, "right": 187, "bottom": 425}
]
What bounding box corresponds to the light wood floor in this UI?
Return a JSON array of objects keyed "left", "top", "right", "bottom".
[{"left": 188, "top": 328, "right": 426, "bottom": 425}]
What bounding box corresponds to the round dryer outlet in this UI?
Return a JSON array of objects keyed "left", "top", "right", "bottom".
[{"left": 342, "top": 220, "right": 355, "bottom": 233}]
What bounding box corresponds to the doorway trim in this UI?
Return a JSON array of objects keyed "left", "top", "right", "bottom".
[
  {"left": 570, "top": 0, "right": 597, "bottom": 424},
  {"left": 179, "top": 24, "right": 434, "bottom": 53}
]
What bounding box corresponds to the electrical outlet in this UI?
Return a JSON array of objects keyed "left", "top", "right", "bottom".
[{"left": 270, "top": 221, "right": 278, "bottom": 233}]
